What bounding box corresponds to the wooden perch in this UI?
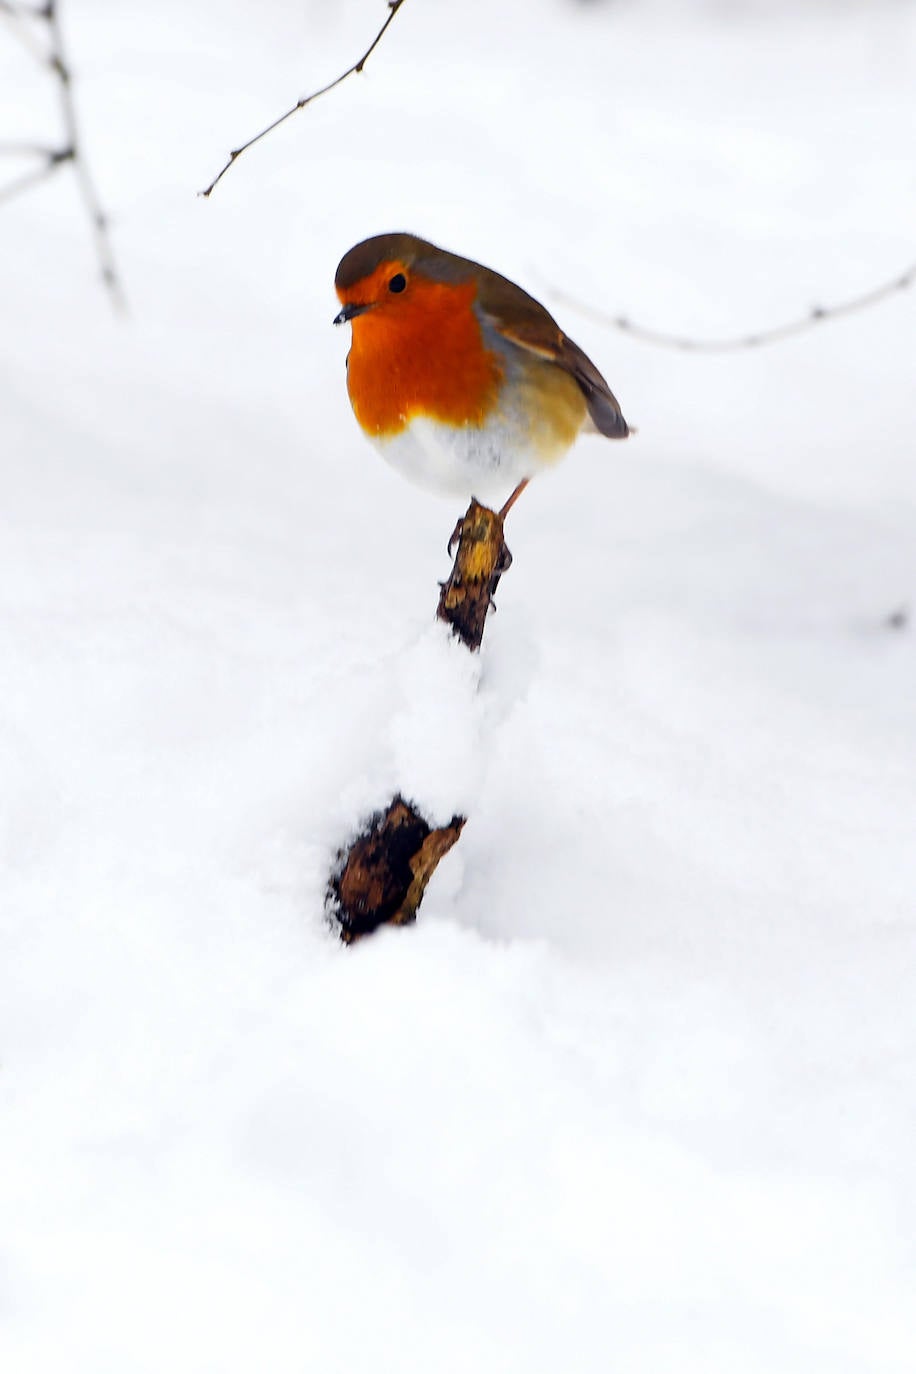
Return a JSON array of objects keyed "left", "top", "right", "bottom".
[
  {"left": 328, "top": 497, "right": 513, "bottom": 942},
  {"left": 437, "top": 499, "right": 512, "bottom": 652}
]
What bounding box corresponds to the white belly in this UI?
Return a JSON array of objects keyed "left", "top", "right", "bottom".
[{"left": 371, "top": 413, "right": 541, "bottom": 501}]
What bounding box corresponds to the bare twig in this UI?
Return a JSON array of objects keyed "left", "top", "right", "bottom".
[
  {"left": 0, "top": 0, "right": 51, "bottom": 62},
  {"left": 1, "top": 0, "right": 124, "bottom": 307},
  {"left": 200, "top": 0, "right": 409, "bottom": 198},
  {"left": 0, "top": 151, "right": 67, "bottom": 205},
  {"left": 0, "top": 1, "right": 52, "bottom": 15},
  {"left": 44, "top": 1, "right": 124, "bottom": 305},
  {"left": 0, "top": 139, "right": 65, "bottom": 157},
  {"left": 548, "top": 259, "right": 916, "bottom": 353}
]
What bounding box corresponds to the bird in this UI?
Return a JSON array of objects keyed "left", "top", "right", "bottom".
[{"left": 333, "top": 233, "right": 629, "bottom": 516}]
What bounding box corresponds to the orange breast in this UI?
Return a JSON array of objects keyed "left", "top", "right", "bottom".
[{"left": 346, "top": 278, "right": 504, "bottom": 437}]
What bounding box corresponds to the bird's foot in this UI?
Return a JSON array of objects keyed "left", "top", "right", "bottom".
[{"left": 447, "top": 516, "right": 466, "bottom": 558}]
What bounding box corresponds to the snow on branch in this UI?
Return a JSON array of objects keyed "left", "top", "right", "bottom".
[
  {"left": 0, "top": 0, "right": 124, "bottom": 309},
  {"left": 549, "top": 258, "right": 916, "bottom": 353},
  {"left": 200, "top": 0, "right": 409, "bottom": 199}
]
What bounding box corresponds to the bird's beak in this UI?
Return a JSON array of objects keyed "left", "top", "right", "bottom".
[{"left": 333, "top": 301, "right": 372, "bottom": 325}]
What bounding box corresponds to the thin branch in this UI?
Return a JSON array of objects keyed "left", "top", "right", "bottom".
[
  {"left": 0, "top": 1, "right": 52, "bottom": 15},
  {"left": 0, "top": 151, "right": 66, "bottom": 205},
  {"left": 44, "top": 0, "right": 124, "bottom": 308},
  {"left": 200, "top": 0, "right": 409, "bottom": 198},
  {"left": 0, "top": 0, "right": 123, "bottom": 308},
  {"left": 0, "top": 139, "right": 66, "bottom": 157},
  {"left": 0, "top": 1, "right": 51, "bottom": 62},
  {"left": 549, "top": 259, "right": 916, "bottom": 353}
]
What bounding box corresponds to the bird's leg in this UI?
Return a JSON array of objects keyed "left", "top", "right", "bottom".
[{"left": 498, "top": 479, "right": 529, "bottom": 520}]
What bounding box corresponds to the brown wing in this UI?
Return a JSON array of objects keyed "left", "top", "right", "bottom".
[
  {"left": 474, "top": 268, "right": 630, "bottom": 439},
  {"left": 404, "top": 238, "right": 630, "bottom": 438}
]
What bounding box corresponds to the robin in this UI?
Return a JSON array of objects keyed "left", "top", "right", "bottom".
[{"left": 334, "top": 233, "right": 629, "bottom": 515}]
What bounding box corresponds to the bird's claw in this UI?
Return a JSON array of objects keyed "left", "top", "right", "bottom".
[{"left": 447, "top": 517, "right": 465, "bottom": 558}]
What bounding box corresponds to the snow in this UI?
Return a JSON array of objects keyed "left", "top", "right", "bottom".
[{"left": 2, "top": 0, "right": 915, "bottom": 1370}]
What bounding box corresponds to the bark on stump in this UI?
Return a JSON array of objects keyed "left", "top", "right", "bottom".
[
  {"left": 437, "top": 499, "right": 511, "bottom": 652},
  {"left": 330, "top": 797, "right": 465, "bottom": 944},
  {"left": 328, "top": 499, "right": 512, "bottom": 942}
]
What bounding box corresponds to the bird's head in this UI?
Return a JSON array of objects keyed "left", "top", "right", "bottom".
[{"left": 333, "top": 232, "right": 466, "bottom": 326}]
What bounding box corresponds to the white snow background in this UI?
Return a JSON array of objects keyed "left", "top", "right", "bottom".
[{"left": 2, "top": 0, "right": 915, "bottom": 1369}]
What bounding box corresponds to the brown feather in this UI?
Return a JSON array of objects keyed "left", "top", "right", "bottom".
[{"left": 473, "top": 271, "right": 629, "bottom": 440}]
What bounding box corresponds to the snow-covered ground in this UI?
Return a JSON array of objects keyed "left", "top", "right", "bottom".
[{"left": 2, "top": 1, "right": 915, "bottom": 1369}]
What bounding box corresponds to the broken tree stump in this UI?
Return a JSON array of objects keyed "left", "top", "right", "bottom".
[
  {"left": 330, "top": 796, "right": 466, "bottom": 944},
  {"left": 327, "top": 498, "right": 512, "bottom": 942}
]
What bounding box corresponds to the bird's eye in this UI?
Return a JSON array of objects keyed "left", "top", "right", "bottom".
[{"left": 388, "top": 273, "right": 407, "bottom": 293}]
